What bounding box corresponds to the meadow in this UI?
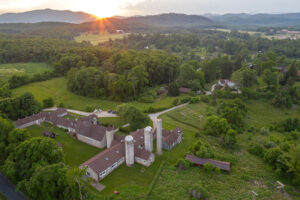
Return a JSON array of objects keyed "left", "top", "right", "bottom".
[
  {"left": 0, "top": 62, "right": 51, "bottom": 82},
  {"left": 12, "top": 77, "right": 187, "bottom": 112},
  {"left": 74, "top": 32, "right": 127, "bottom": 45},
  {"left": 149, "top": 100, "right": 300, "bottom": 200}
]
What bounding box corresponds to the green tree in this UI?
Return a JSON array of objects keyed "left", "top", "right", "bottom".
[
  {"left": 43, "top": 97, "right": 54, "bottom": 108},
  {"left": 117, "top": 104, "right": 150, "bottom": 131},
  {"left": 18, "top": 163, "right": 89, "bottom": 200},
  {"left": 203, "top": 115, "right": 229, "bottom": 136},
  {"left": 223, "top": 129, "right": 237, "bottom": 148},
  {"left": 262, "top": 69, "right": 278, "bottom": 89},
  {"left": 2, "top": 137, "right": 64, "bottom": 182}
]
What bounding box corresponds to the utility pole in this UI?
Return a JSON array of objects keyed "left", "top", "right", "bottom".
[
  {"left": 251, "top": 190, "right": 258, "bottom": 200},
  {"left": 276, "top": 181, "right": 284, "bottom": 200}
]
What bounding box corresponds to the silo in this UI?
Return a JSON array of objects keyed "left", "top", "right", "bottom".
[
  {"left": 156, "top": 119, "right": 163, "bottom": 155},
  {"left": 144, "top": 126, "right": 153, "bottom": 152},
  {"left": 106, "top": 130, "right": 114, "bottom": 148},
  {"left": 125, "top": 135, "right": 134, "bottom": 166}
]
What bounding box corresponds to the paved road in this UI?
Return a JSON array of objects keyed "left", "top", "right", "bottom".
[
  {"left": 0, "top": 173, "right": 27, "bottom": 200},
  {"left": 44, "top": 107, "right": 118, "bottom": 118},
  {"left": 148, "top": 103, "right": 189, "bottom": 122}
]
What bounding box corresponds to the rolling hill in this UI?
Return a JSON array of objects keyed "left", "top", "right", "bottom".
[
  {"left": 0, "top": 9, "right": 97, "bottom": 24},
  {"left": 206, "top": 13, "right": 300, "bottom": 27},
  {"left": 124, "top": 13, "right": 215, "bottom": 28}
]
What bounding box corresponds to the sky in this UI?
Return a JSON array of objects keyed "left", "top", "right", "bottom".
[{"left": 0, "top": 0, "right": 300, "bottom": 17}]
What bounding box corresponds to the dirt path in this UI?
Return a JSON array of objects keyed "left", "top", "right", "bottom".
[{"left": 148, "top": 103, "right": 189, "bottom": 122}]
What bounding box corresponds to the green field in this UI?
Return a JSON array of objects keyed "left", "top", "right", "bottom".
[
  {"left": 26, "top": 122, "right": 101, "bottom": 166},
  {"left": 74, "top": 33, "right": 127, "bottom": 45},
  {"left": 12, "top": 77, "right": 188, "bottom": 112},
  {"left": 0, "top": 62, "right": 51, "bottom": 82}
]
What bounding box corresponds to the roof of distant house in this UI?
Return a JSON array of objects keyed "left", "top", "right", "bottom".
[
  {"left": 179, "top": 87, "right": 191, "bottom": 94},
  {"left": 185, "top": 154, "right": 230, "bottom": 171}
]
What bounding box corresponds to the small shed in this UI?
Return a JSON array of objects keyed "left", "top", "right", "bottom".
[
  {"left": 185, "top": 154, "right": 230, "bottom": 172},
  {"left": 179, "top": 87, "right": 191, "bottom": 94},
  {"left": 43, "top": 131, "right": 55, "bottom": 139}
]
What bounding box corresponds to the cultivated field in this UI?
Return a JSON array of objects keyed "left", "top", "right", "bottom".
[
  {"left": 74, "top": 33, "right": 127, "bottom": 45},
  {"left": 0, "top": 62, "right": 51, "bottom": 82}
]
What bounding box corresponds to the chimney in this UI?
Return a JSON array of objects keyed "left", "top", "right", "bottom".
[
  {"left": 156, "top": 119, "right": 163, "bottom": 155},
  {"left": 144, "top": 126, "right": 153, "bottom": 152}
]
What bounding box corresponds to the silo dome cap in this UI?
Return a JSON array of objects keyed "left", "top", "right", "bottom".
[
  {"left": 145, "top": 126, "right": 152, "bottom": 132},
  {"left": 125, "top": 135, "right": 134, "bottom": 142}
]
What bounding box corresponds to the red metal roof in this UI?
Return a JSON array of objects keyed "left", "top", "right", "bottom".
[{"left": 185, "top": 154, "right": 230, "bottom": 172}]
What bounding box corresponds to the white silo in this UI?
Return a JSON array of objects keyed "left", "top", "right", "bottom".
[
  {"left": 125, "top": 135, "right": 135, "bottom": 166},
  {"left": 106, "top": 130, "right": 114, "bottom": 148},
  {"left": 156, "top": 119, "right": 163, "bottom": 155},
  {"left": 144, "top": 126, "right": 153, "bottom": 152}
]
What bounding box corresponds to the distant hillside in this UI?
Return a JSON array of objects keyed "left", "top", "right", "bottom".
[
  {"left": 125, "top": 13, "right": 215, "bottom": 28},
  {"left": 206, "top": 13, "right": 300, "bottom": 27},
  {"left": 0, "top": 9, "right": 97, "bottom": 24}
]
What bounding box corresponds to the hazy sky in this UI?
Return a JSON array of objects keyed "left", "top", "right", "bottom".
[{"left": 0, "top": 0, "right": 300, "bottom": 17}]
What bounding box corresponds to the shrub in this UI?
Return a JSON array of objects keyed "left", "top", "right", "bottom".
[
  {"left": 42, "top": 97, "right": 54, "bottom": 108},
  {"left": 190, "top": 97, "right": 200, "bottom": 104},
  {"left": 58, "top": 102, "right": 64, "bottom": 108},
  {"left": 214, "top": 167, "right": 221, "bottom": 174},
  {"left": 180, "top": 97, "right": 191, "bottom": 104},
  {"left": 172, "top": 98, "right": 179, "bottom": 106},
  {"left": 85, "top": 105, "right": 94, "bottom": 112},
  {"left": 190, "top": 183, "right": 209, "bottom": 199},
  {"left": 248, "top": 143, "right": 265, "bottom": 158},
  {"left": 259, "top": 127, "right": 270, "bottom": 135},
  {"left": 200, "top": 95, "right": 209, "bottom": 103},
  {"left": 175, "top": 158, "right": 190, "bottom": 169},
  {"left": 223, "top": 129, "right": 237, "bottom": 148},
  {"left": 203, "top": 163, "right": 214, "bottom": 173}
]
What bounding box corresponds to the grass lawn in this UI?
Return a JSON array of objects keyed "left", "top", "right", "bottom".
[
  {"left": 12, "top": 77, "right": 188, "bottom": 112},
  {"left": 25, "top": 122, "right": 101, "bottom": 166},
  {"left": 0, "top": 62, "right": 51, "bottom": 82},
  {"left": 99, "top": 117, "right": 128, "bottom": 128},
  {"left": 74, "top": 33, "right": 127, "bottom": 45}
]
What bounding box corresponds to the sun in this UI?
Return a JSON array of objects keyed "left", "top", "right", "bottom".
[{"left": 81, "top": 1, "right": 122, "bottom": 18}]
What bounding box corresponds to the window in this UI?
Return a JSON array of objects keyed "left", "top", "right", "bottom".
[
  {"left": 99, "top": 171, "right": 106, "bottom": 177},
  {"left": 86, "top": 171, "right": 90, "bottom": 176}
]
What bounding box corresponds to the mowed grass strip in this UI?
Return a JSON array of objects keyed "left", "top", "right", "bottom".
[{"left": 26, "top": 122, "right": 101, "bottom": 166}]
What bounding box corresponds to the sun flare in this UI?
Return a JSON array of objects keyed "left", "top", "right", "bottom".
[{"left": 80, "top": 1, "right": 122, "bottom": 18}]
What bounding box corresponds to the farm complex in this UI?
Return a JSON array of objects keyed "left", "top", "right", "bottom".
[{"left": 14, "top": 108, "right": 183, "bottom": 181}]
